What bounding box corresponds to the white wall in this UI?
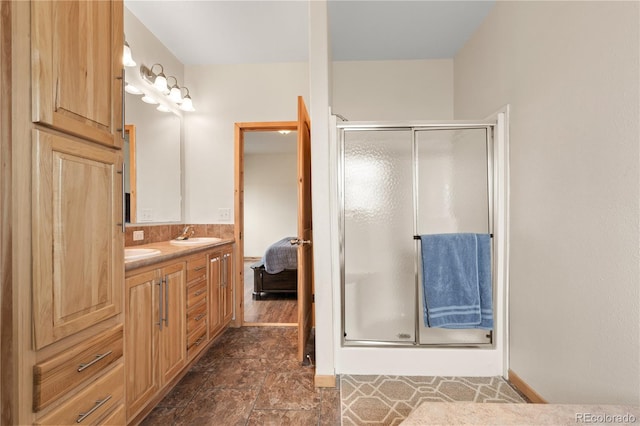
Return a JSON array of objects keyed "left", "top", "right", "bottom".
[
  {"left": 455, "top": 1, "right": 639, "bottom": 404},
  {"left": 332, "top": 59, "right": 454, "bottom": 120},
  {"left": 244, "top": 153, "right": 297, "bottom": 257},
  {"left": 309, "top": 0, "right": 335, "bottom": 381},
  {"left": 183, "top": 63, "right": 309, "bottom": 223}
]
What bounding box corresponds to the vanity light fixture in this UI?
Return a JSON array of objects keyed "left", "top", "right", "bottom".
[
  {"left": 123, "top": 40, "right": 136, "bottom": 67},
  {"left": 139, "top": 63, "right": 195, "bottom": 112},
  {"left": 278, "top": 130, "right": 292, "bottom": 135},
  {"left": 156, "top": 104, "right": 171, "bottom": 113}
]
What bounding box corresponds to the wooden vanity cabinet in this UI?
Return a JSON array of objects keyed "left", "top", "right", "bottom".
[
  {"left": 125, "top": 261, "right": 186, "bottom": 420},
  {"left": 123, "top": 242, "right": 234, "bottom": 423}
]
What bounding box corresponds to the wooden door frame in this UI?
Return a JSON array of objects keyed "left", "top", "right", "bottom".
[{"left": 233, "top": 121, "right": 298, "bottom": 327}]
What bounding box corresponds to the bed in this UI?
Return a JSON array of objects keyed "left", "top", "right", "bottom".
[{"left": 251, "top": 237, "right": 298, "bottom": 300}]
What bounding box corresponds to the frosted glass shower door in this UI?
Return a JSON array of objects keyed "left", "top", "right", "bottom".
[
  {"left": 342, "top": 130, "right": 415, "bottom": 343},
  {"left": 416, "top": 128, "right": 493, "bottom": 345}
]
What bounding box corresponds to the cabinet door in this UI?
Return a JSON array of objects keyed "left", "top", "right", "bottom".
[
  {"left": 208, "top": 252, "right": 222, "bottom": 339},
  {"left": 32, "top": 129, "right": 124, "bottom": 349},
  {"left": 222, "top": 248, "right": 234, "bottom": 325},
  {"left": 31, "top": 0, "right": 123, "bottom": 148},
  {"left": 159, "top": 262, "right": 186, "bottom": 385},
  {"left": 125, "top": 270, "right": 159, "bottom": 419}
]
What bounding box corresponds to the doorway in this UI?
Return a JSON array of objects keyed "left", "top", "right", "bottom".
[
  {"left": 234, "top": 96, "right": 314, "bottom": 363},
  {"left": 243, "top": 129, "right": 298, "bottom": 325}
]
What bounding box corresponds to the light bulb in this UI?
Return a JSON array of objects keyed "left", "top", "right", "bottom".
[
  {"left": 179, "top": 95, "right": 194, "bottom": 112},
  {"left": 123, "top": 42, "right": 136, "bottom": 67},
  {"left": 153, "top": 74, "right": 168, "bottom": 92},
  {"left": 278, "top": 130, "right": 291, "bottom": 135},
  {"left": 169, "top": 86, "right": 183, "bottom": 103},
  {"left": 157, "top": 104, "right": 171, "bottom": 112},
  {"left": 124, "top": 83, "right": 143, "bottom": 95},
  {"left": 141, "top": 95, "right": 158, "bottom": 104}
]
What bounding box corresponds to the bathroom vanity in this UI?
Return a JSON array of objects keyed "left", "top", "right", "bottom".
[{"left": 124, "top": 238, "right": 235, "bottom": 424}]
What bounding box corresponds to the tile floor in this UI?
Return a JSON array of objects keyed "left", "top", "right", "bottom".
[
  {"left": 141, "top": 326, "right": 340, "bottom": 425},
  {"left": 142, "top": 326, "right": 526, "bottom": 425},
  {"left": 341, "top": 375, "right": 526, "bottom": 425}
]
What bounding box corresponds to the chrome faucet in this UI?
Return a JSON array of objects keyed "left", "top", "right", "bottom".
[{"left": 176, "top": 225, "right": 195, "bottom": 240}]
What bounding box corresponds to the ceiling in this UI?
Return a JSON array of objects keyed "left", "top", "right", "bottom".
[{"left": 124, "top": 0, "right": 495, "bottom": 65}]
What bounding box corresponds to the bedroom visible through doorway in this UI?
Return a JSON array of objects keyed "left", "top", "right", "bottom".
[{"left": 243, "top": 130, "right": 298, "bottom": 325}]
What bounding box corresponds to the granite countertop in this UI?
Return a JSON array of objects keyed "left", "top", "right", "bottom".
[
  {"left": 125, "top": 238, "right": 235, "bottom": 271},
  {"left": 401, "top": 402, "right": 640, "bottom": 425}
]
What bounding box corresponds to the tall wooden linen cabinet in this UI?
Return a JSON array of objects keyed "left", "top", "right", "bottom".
[{"left": 1, "top": 1, "right": 126, "bottom": 424}]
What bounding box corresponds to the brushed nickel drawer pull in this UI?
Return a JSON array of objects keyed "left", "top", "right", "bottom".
[
  {"left": 194, "top": 266, "right": 206, "bottom": 271},
  {"left": 77, "top": 351, "right": 113, "bottom": 372},
  {"left": 164, "top": 276, "right": 169, "bottom": 326},
  {"left": 76, "top": 395, "right": 112, "bottom": 423},
  {"left": 195, "top": 313, "right": 205, "bottom": 322},
  {"left": 157, "top": 280, "right": 163, "bottom": 330},
  {"left": 194, "top": 289, "right": 205, "bottom": 297}
]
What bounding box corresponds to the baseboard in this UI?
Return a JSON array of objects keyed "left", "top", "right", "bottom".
[
  {"left": 315, "top": 374, "right": 336, "bottom": 388},
  {"left": 508, "top": 369, "right": 548, "bottom": 403}
]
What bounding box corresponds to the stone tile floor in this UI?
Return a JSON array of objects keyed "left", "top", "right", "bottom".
[
  {"left": 141, "top": 326, "right": 340, "bottom": 425},
  {"left": 142, "top": 326, "right": 527, "bottom": 425}
]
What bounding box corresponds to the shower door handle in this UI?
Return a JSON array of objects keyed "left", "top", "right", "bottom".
[{"left": 290, "top": 238, "right": 311, "bottom": 246}]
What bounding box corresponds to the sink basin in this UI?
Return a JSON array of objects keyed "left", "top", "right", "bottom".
[
  {"left": 169, "top": 237, "right": 222, "bottom": 246},
  {"left": 125, "top": 248, "right": 161, "bottom": 261}
]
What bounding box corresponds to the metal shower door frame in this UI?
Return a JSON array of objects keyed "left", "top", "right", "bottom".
[{"left": 338, "top": 120, "right": 496, "bottom": 348}]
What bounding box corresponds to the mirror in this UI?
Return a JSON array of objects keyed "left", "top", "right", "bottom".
[{"left": 124, "top": 92, "right": 182, "bottom": 223}]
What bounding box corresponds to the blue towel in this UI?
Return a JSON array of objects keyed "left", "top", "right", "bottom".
[{"left": 420, "top": 233, "right": 493, "bottom": 329}]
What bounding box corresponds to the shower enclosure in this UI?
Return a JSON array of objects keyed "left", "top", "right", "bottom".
[{"left": 339, "top": 122, "right": 496, "bottom": 347}]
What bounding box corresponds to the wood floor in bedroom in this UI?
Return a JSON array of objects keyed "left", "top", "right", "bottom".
[{"left": 243, "top": 259, "right": 297, "bottom": 324}]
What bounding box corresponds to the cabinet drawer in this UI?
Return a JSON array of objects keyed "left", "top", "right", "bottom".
[
  {"left": 36, "top": 363, "right": 123, "bottom": 425},
  {"left": 186, "top": 256, "right": 207, "bottom": 282},
  {"left": 98, "top": 404, "right": 125, "bottom": 426},
  {"left": 33, "top": 325, "right": 123, "bottom": 411},
  {"left": 186, "top": 325, "right": 208, "bottom": 359},
  {"left": 186, "top": 301, "right": 208, "bottom": 334},
  {"left": 187, "top": 279, "right": 207, "bottom": 308}
]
